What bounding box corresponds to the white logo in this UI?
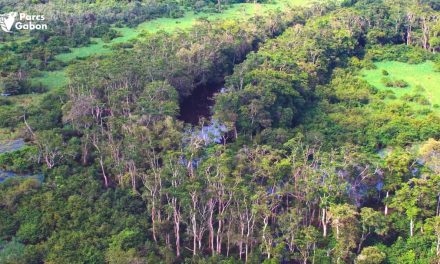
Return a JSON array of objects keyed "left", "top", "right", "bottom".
[
  {"left": 0, "top": 12, "right": 47, "bottom": 33},
  {"left": 0, "top": 12, "right": 18, "bottom": 33}
]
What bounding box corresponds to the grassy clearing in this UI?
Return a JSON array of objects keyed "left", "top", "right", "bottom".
[
  {"left": 135, "top": 0, "right": 308, "bottom": 32},
  {"left": 15, "top": 70, "right": 67, "bottom": 112},
  {"left": 31, "top": 70, "right": 68, "bottom": 90},
  {"left": 361, "top": 61, "right": 440, "bottom": 111},
  {"left": 55, "top": 0, "right": 312, "bottom": 62}
]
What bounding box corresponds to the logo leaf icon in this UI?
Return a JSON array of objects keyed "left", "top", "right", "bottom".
[
  {"left": 0, "top": 16, "right": 8, "bottom": 32},
  {"left": 0, "top": 12, "right": 17, "bottom": 33}
]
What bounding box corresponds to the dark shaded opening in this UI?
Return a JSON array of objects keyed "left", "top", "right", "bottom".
[{"left": 178, "top": 80, "right": 224, "bottom": 125}]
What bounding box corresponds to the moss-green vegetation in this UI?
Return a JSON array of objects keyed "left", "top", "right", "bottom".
[
  {"left": 362, "top": 61, "right": 440, "bottom": 111},
  {"left": 31, "top": 70, "right": 68, "bottom": 91}
]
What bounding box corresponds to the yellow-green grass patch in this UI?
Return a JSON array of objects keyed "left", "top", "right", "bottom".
[
  {"left": 361, "top": 61, "right": 440, "bottom": 111},
  {"left": 31, "top": 70, "right": 68, "bottom": 90}
]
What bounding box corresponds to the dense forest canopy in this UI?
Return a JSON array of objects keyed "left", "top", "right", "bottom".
[{"left": 1, "top": 0, "right": 440, "bottom": 263}]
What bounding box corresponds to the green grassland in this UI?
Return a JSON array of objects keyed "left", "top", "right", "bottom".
[
  {"left": 361, "top": 61, "right": 440, "bottom": 111},
  {"left": 31, "top": 70, "right": 68, "bottom": 90}
]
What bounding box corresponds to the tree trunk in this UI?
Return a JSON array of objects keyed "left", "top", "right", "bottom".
[
  {"left": 173, "top": 199, "right": 181, "bottom": 256},
  {"left": 226, "top": 220, "right": 231, "bottom": 257},
  {"left": 216, "top": 219, "right": 223, "bottom": 254},
  {"left": 422, "top": 16, "right": 429, "bottom": 50},
  {"left": 191, "top": 194, "right": 198, "bottom": 256},
  {"left": 99, "top": 156, "right": 109, "bottom": 188},
  {"left": 384, "top": 191, "right": 389, "bottom": 215},
  {"left": 209, "top": 199, "right": 215, "bottom": 255},
  {"left": 436, "top": 234, "right": 440, "bottom": 256},
  {"left": 239, "top": 218, "right": 245, "bottom": 260},
  {"left": 82, "top": 135, "right": 89, "bottom": 165},
  {"left": 151, "top": 203, "right": 157, "bottom": 242},
  {"left": 336, "top": 224, "right": 340, "bottom": 239},
  {"left": 262, "top": 215, "right": 270, "bottom": 259},
  {"left": 436, "top": 194, "right": 440, "bottom": 216},
  {"left": 357, "top": 233, "right": 369, "bottom": 254},
  {"left": 322, "top": 208, "right": 327, "bottom": 237}
]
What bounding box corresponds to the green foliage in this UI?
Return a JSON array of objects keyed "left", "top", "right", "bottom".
[
  {"left": 0, "top": 239, "right": 26, "bottom": 264},
  {"left": 384, "top": 236, "right": 436, "bottom": 264},
  {"left": 381, "top": 78, "right": 408, "bottom": 88},
  {"left": 356, "top": 246, "right": 386, "bottom": 264},
  {"left": 366, "top": 45, "right": 434, "bottom": 64},
  {"left": 0, "top": 146, "right": 39, "bottom": 173},
  {"left": 0, "top": 171, "right": 149, "bottom": 263}
]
